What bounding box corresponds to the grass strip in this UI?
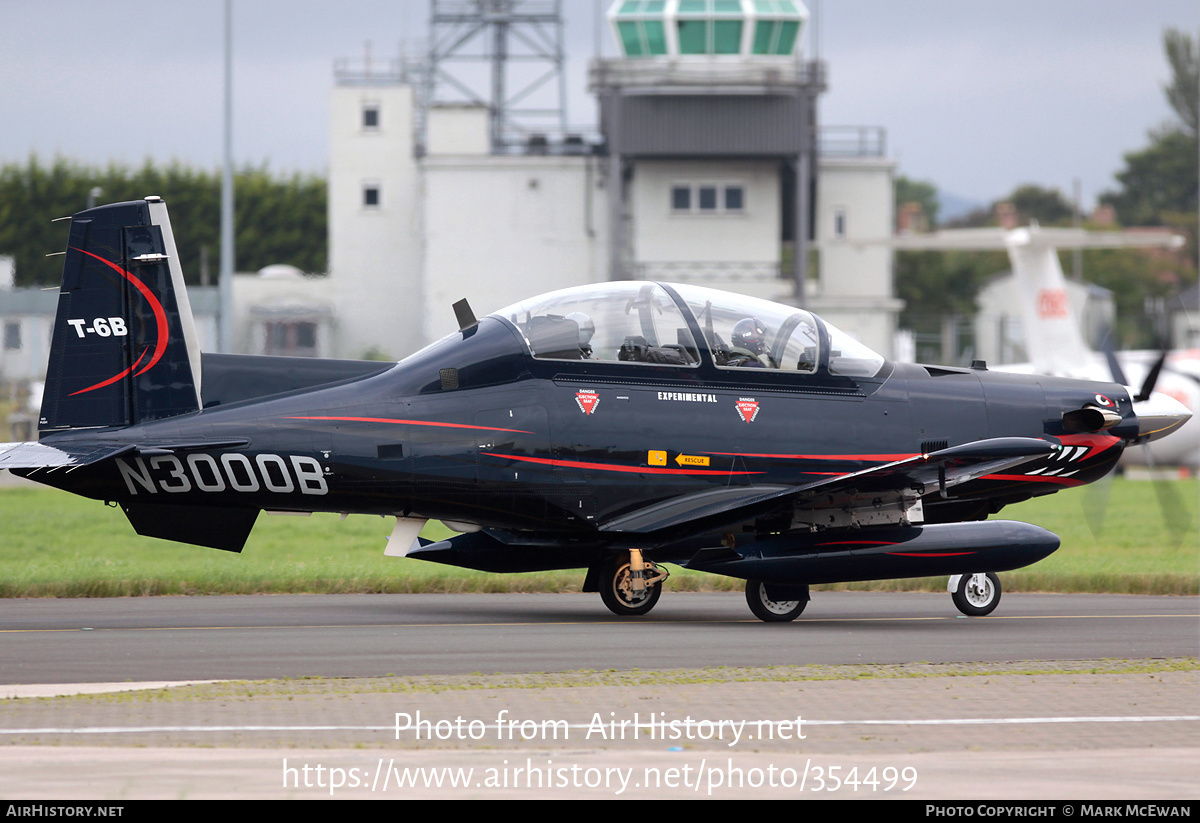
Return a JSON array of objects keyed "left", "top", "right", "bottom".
[
  {"left": 0, "top": 477, "right": 1195, "bottom": 597},
  {"left": 29, "top": 658, "right": 1200, "bottom": 704}
]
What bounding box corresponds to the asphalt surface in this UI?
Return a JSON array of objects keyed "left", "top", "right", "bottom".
[
  {"left": 0, "top": 591, "right": 1195, "bottom": 683},
  {"left": 0, "top": 591, "right": 1196, "bottom": 799}
]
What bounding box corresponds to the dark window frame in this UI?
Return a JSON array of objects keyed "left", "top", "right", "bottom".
[
  {"left": 362, "top": 104, "right": 380, "bottom": 131},
  {"left": 363, "top": 183, "right": 381, "bottom": 209},
  {"left": 670, "top": 182, "right": 747, "bottom": 214}
]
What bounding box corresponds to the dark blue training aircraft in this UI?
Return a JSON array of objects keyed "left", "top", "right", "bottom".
[{"left": 0, "top": 198, "right": 1189, "bottom": 620}]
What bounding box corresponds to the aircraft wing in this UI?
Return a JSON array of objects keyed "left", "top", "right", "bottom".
[{"left": 598, "top": 437, "right": 1057, "bottom": 536}]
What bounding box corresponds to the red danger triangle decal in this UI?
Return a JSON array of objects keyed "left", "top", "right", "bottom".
[
  {"left": 735, "top": 398, "right": 759, "bottom": 423},
  {"left": 576, "top": 390, "right": 599, "bottom": 415}
]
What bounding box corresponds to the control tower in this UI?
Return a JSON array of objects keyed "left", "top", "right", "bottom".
[{"left": 590, "top": 0, "right": 824, "bottom": 303}]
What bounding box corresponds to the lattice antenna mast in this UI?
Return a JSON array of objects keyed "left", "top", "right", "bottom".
[{"left": 426, "top": 0, "right": 567, "bottom": 152}]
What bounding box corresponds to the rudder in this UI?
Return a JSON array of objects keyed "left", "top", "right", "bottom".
[{"left": 40, "top": 196, "right": 202, "bottom": 432}]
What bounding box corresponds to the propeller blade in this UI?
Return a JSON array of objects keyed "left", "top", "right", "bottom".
[
  {"left": 1139, "top": 443, "right": 1192, "bottom": 549},
  {"left": 1082, "top": 465, "right": 1114, "bottom": 540},
  {"left": 1134, "top": 350, "right": 1167, "bottom": 403},
  {"left": 1100, "top": 332, "right": 1129, "bottom": 386}
]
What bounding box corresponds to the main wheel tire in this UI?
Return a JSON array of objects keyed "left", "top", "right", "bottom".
[
  {"left": 745, "top": 581, "right": 807, "bottom": 622},
  {"left": 951, "top": 572, "right": 1001, "bottom": 616},
  {"left": 599, "top": 559, "right": 662, "bottom": 617}
]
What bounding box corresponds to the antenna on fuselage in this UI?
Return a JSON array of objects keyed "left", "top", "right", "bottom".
[{"left": 453, "top": 298, "right": 478, "bottom": 332}]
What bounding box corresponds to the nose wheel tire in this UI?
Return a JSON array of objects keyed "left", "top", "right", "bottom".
[
  {"left": 951, "top": 572, "right": 1001, "bottom": 616},
  {"left": 600, "top": 560, "right": 663, "bottom": 617},
  {"left": 745, "top": 581, "right": 808, "bottom": 622}
]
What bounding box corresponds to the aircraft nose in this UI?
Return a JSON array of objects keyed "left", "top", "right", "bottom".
[{"left": 1132, "top": 390, "right": 1192, "bottom": 443}]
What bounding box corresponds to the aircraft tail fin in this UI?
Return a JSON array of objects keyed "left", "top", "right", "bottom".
[
  {"left": 40, "top": 197, "right": 202, "bottom": 433},
  {"left": 1003, "top": 227, "right": 1092, "bottom": 377},
  {"left": 1004, "top": 227, "right": 1182, "bottom": 377}
]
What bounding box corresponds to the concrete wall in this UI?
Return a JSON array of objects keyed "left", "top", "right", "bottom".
[
  {"left": 631, "top": 159, "right": 779, "bottom": 263},
  {"left": 0, "top": 314, "right": 53, "bottom": 381},
  {"left": 422, "top": 154, "right": 608, "bottom": 343},
  {"left": 427, "top": 105, "right": 490, "bottom": 156},
  {"left": 328, "top": 83, "right": 424, "bottom": 360},
  {"left": 816, "top": 157, "right": 894, "bottom": 299},
  {"left": 811, "top": 156, "right": 903, "bottom": 357}
]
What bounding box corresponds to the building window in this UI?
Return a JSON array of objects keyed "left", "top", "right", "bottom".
[
  {"left": 264, "top": 321, "right": 318, "bottom": 357},
  {"left": 677, "top": 1, "right": 743, "bottom": 55},
  {"left": 833, "top": 207, "right": 847, "bottom": 238},
  {"left": 612, "top": 0, "right": 804, "bottom": 59},
  {"left": 615, "top": 0, "right": 668, "bottom": 57},
  {"left": 614, "top": 1, "right": 669, "bottom": 57},
  {"left": 751, "top": 18, "right": 801, "bottom": 56},
  {"left": 363, "top": 183, "right": 380, "bottom": 209},
  {"left": 3, "top": 321, "right": 19, "bottom": 351},
  {"left": 671, "top": 183, "right": 745, "bottom": 214},
  {"left": 362, "top": 103, "right": 379, "bottom": 131},
  {"left": 671, "top": 185, "right": 691, "bottom": 211}
]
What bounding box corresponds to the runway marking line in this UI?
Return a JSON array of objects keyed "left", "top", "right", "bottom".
[
  {"left": 3, "top": 715, "right": 1199, "bottom": 737},
  {"left": 0, "top": 612, "right": 1196, "bottom": 634}
]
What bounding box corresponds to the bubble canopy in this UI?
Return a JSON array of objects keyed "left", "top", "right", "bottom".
[{"left": 491, "top": 281, "right": 885, "bottom": 378}]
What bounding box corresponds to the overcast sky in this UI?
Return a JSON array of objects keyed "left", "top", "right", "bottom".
[{"left": 0, "top": 1, "right": 1194, "bottom": 211}]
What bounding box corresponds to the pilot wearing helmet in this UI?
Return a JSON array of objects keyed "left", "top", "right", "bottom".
[{"left": 727, "top": 317, "right": 777, "bottom": 368}]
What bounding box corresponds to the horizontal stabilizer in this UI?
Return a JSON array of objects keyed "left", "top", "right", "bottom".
[
  {"left": 852, "top": 226, "right": 1185, "bottom": 252},
  {"left": 0, "top": 437, "right": 257, "bottom": 472},
  {"left": 0, "top": 441, "right": 134, "bottom": 471}
]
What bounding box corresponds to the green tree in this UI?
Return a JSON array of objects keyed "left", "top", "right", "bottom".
[
  {"left": 1103, "top": 128, "right": 1198, "bottom": 227},
  {"left": 1008, "top": 184, "right": 1074, "bottom": 226},
  {"left": 0, "top": 156, "right": 326, "bottom": 287},
  {"left": 1164, "top": 28, "right": 1198, "bottom": 138},
  {"left": 895, "top": 249, "right": 1007, "bottom": 329},
  {"left": 895, "top": 175, "right": 939, "bottom": 229},
  {"left": 1081, "top": 246, "right": 1190, "bottom": 347},
  {"left": 1101, "top": 28, "right": 1199, "bottom": 227}
]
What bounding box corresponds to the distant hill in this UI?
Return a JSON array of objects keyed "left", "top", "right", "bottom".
[{"left": 937, "top": 191, "right": 985, "bottom": 224}]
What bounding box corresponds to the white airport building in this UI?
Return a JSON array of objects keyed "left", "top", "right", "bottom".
[{"left": 248, "top": 0, "right": 901, "bottom": 363}]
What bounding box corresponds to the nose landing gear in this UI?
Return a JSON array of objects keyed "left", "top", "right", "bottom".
[{"left": 949, "top": 572, "right": 1001, "bottom": 616}]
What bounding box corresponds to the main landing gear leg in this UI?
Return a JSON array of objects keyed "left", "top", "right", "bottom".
[
  {"left": 949, "top": 572, "right": 1001, "bottom": 616},
  {"left": 599, "top": 549, "right": 668, "bottom": 617}
]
